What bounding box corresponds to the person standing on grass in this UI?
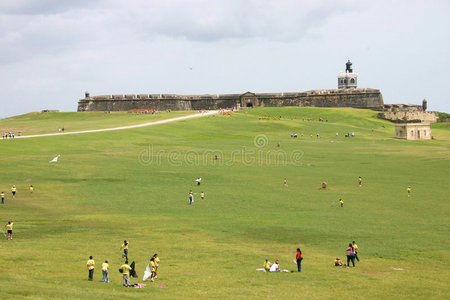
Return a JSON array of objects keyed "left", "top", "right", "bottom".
[
  {"left": 86, "top": 256, "right": 95, "bottom": 281},
  {"left": 121, "top": 239, "right": 130, "bottom": 260},
  {"left": 346, "top": 243, "right": 356, "bottom": 268},
  {"left": 407, "top": 186, "right": 412, "bottom": 197},
  {"left": 101, "top": 260, "right": 110, "bottom": 283},
  {"left": 5, "top": 219, "right": 13, "bottom": 240},
  {"left": 153, "top": 254, "right": 160, "bottom": 279},
  {"left": 201, "top": 192, "right": 204, "bottom": 200},
  {"left": 358, "top": 176, "right": 362, "bottom": 187},
  {"left": 120, "top": 260, "right": 132, "bottom": 287},
  {"left": 339, "top": 199, "right": 344, "bottom": 208},
  {"left": 352, "top": 241, "right": 360, "bottom": 261},
  {"left": 284, "top": 178, "right": 288, "bottom": 187},
  {"left": 189, "top": 191, "right": 194, "bottom": 205},
  {"left": 296, "top": 248, "right": 303, "bottom": 272},
  {"left": 1, "top": 191, "right": 4, "bottom": 204},
  {"left": 11, "top": 185, "right": 16, "bottom": 199},
  {"left": 29, "top": 185, "right": 34, "bottom": 194},
  {"left": 149, "top": 257, "right": 157, "bottom": 282}
]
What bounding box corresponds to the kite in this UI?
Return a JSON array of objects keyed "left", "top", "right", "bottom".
[
  {"left": 130, "top": 261, "right": 138, "bottom": 278},
  {"left": 49, "top": 155, "right": 60, "bottom": 163},
  {"left": 143, "top": 264, "right": 152, "bottom": 281}
]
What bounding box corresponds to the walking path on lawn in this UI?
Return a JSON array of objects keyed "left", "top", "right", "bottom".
[{"left": 10, "top": 110, "right": 220, "bottom": 139}]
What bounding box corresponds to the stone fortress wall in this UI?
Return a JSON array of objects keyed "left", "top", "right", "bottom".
[
  {"left": 377, "top": 111, "right": 438, "bottom": 123},
  {"left": 77, "top": 88, "right": 384, "bottom": 112},
  {"left": 376, "top": 102, "right": 439, "bottom": 123}
]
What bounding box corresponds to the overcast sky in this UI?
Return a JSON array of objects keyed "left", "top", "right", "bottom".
[{"left": 0, "top": 0, "right": 449, "bottom": 118}]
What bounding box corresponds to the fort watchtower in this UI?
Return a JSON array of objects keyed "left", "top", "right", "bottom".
[{"left": 338, "top": 60, "right": 358, "bottom": 89}]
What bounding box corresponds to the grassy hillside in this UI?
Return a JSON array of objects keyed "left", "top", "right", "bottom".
[
  {"left": 0, "top": 107, "right": 449, "bottom": 299},
  {"left": 0, "top": 111, "right": 195, "bottom": 136}
]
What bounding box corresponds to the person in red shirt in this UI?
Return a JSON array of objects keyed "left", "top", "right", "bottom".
[{"left": 296, "top": 248, "right": 303, "bottom": 272}]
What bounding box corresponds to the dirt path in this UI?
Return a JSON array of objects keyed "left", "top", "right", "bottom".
[{"left": 10, "top": 110, "right": 219, "bottom": 139}]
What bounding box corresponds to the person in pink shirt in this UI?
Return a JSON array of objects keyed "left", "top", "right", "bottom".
[{"left": 346, "top": 243, "right": 356, "bottom": 268}]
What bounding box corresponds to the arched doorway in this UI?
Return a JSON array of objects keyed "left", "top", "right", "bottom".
[{"left": 240, "top": 92, "right": 258, "bottom": 108}]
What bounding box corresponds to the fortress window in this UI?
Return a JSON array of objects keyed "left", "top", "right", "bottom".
[
  {"left": 344, "top": 79, "right": 347, "bottom": 84},
  {"left": 410, "top": 130, "right": 414, "bottom": 136},
  {"left": 350, "top": 78, "right": 355, "bottom": 84}
]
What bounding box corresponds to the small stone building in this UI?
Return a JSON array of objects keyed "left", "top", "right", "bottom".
[{"left": 395, "top": 123, "right": 431, "bottom": 140}]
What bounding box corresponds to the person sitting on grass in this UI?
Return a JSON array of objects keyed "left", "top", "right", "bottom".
[
  {"left": 269, "top": 260, "right": 280, "bottom": 272},
  {"left": 334, "top": 257, "right": 345, "bottom": 266},
  {"left": 264, "top": 259, "right": 272, "bottom": 272}
]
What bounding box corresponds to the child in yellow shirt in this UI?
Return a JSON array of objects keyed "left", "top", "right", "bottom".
[
  {"left": 101, "top": 260, "right": 110, "bottom": 283},
  {"left": 121, "top": 239, "right": 130, "bottom": 260},
  {"left": 264, "top": 259, "right": 272, "bottom": 272},
  {"left": 5, "top": 219, "right": 13, "bottom": 240},
  {"left": 149, "top": 257, "right": 157, "bottom": 282}
]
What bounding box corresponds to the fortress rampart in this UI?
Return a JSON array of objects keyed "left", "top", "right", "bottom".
[
  {"left": 377, "top": 111, "right": 438, "bottom": 123},
  {"left": 77, "top": 88, "right": 384, "bottom": 112}
]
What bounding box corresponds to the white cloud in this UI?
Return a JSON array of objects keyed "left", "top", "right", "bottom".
[{"left": 0, "top": 0, "right": 449, "bottom": 118}]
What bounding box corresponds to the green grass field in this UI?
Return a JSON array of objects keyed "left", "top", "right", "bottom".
[
  {"left": 0, "top": 107, "right": 449, "bottom": 299},
  {"left": 0, "top": 111, "right": 195, "bottom": 136}
]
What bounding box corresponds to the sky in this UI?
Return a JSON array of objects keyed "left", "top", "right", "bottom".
[{"left": 0, "top": 0, "right": 449, "bottom": 118}]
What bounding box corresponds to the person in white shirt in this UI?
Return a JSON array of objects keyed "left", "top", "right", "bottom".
[{"left": 269, "top": 260, "right": 280, "bottom": 272}]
